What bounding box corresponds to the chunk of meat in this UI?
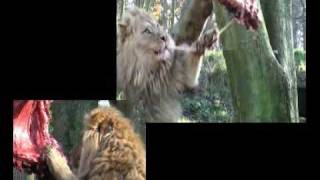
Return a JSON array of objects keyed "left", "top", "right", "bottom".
[
  {"left": 218, "top": 0, "right": 261, "bottom": 31},
  {"left": 13, "top": 100, "right": 65, "bottom": 176}
]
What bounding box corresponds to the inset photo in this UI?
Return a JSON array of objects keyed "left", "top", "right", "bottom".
[
  {"left": 13, "top": 100, "right": 145, "bottom": 180},
  {"left": 117, "top": 0, "right": 306, "bottom": 123}
]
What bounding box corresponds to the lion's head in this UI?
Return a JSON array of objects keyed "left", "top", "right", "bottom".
[
  {"left": 118, "top": 8, "right": 175, "bottom": 63},
  {"left": 78, "top": 107, "right": 145, "bottom": 179}
]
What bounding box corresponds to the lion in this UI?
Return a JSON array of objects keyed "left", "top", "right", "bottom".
[
  {"left": 117, "top": 8, "right": 214, "bottom": 122},
  {"left": 46, "top": 107, "right": 146, "bottom": 180}
]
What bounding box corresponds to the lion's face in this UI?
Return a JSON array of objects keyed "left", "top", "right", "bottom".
[
  {"left": 118, "top": 9, "right": 175, "bottom": 62},
  {"left": 133, "top": 18, "right": 174, "bottom": 61}
]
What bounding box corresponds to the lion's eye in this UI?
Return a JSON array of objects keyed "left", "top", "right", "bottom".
[{"left": 143, "top": 28, "right": 151, "bottom": 34}]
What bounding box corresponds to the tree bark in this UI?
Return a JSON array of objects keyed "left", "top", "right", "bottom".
[
  {"left": 213, "top": 0, "right": 299, "bottom": 122},
  {"left": 170, "top": 1, "right": 176, "bottom": 31},
  {"left": 135, "top": 0, "right": 144, "bottom": 8},
  {"left": 159, "top": 0, "right": 169, "bottom": 29},
  {"left": 119, "top": 0, "right": 124, "bottom": 20},
  {"left": 260, "top": 0, "right": 299, "bottom": 121},
  {"left": 302, "top": 0, "right": 306, "bottom": 50},
  {"left": 135, "top": 0, "right": 139, "bottom": 7},
  {"left": 172, "top": 0, "right": 213, "bottom": 45},
  {"left": 303, "top": 22, "right": 306, "bottom": 49},
  {"left": 122, "top": 0, "right": 127, "bottom": 16},
  {"left": 144, "top": 0, "right": 151, "bottom": 12},
  {"left": 51, "top": 101, "right": 98, "bottom": 152},
  {"left": 170, "top": 0, "right": 176, "bottom": 31},
  {"left": 292, "top": 0, "right": 306, "bottom": 49}
]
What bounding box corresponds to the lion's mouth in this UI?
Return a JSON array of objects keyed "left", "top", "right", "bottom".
[{"left": 154, "top": 47, "right": 171, "bottom": 61}]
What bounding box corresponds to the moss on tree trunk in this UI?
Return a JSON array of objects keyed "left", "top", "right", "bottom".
[{"left": 213, "top": 0, "right": 299, "bottom": 122}]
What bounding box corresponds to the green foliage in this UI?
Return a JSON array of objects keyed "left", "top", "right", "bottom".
[
  {"left": 294, "top": 49, "right": 306, "bottom": 72},
  {"left": 294, "top": 48, "right": 306, "bottom": 65},
  {"left": 181, "top": 50, "right": 234, "bottom": 122},
  {"left": 182, "top": 95, "right": 230, "bottom": 122}
]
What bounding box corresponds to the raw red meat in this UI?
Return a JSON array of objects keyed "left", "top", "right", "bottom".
[
  {"left": 13, "top": 100, "right": 65, "bottom": 175},
  {"left": 218, "top": 0, "right": 261, "bottom": 31}
]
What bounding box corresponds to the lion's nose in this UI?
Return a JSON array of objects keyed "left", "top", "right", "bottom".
[{"left": 160, "top": 35, "right": 166, "bottom": 42}]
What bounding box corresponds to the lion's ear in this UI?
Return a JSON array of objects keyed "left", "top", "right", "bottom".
[
  {"left": 118, "top": 7, "right": 144, "bottom": 44},
  {"left": 118, "top": 14, "right": 133, "bottom": 44},
  {"left": 118, "top": 16, "right": 129, "bottom": 33}
]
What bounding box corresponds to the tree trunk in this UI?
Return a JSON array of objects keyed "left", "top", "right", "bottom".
[
  {"left": 260, "top": 0, "right": 299, "bottom": 121},
  {"left": 292, "top": 18, "right": 298, "bottom": 48},
  {"left": 51, "top": 101, "right": 98, "bottom": 152},
  {"left": 292, "top": 0, "right": 299, "bottom": 48},
  {"left": 119, "top": 0, "right": 124, "bottom": 20},
  {"left": 135, "top": 0, "right": 139, "bottom": 7},
  {"left": 302, "top": 0, "right": 306, "bottom": 50},
  {"left": 213, "top": 0, "right": 299, "bottom": 122},
  {"left": 170, "top": 0, "right": 176, "bottom": 31},
  {"left": 122, "top": 0, "right": 127, "bottom": 16},
  {"left": 159, "top": 0, "right": 169, "bottom": 29},
  {"left": 303, "top": 21, "right": 306, "bottom": 50},
  {"left": 135, "top": 0, "right": 142, "bottom": 8},
  {"left": 145, "top": 0, "right": 151, "bottom": 12},
  {"left": 172, "top": 0, "right": 213, "bottom": 44}
]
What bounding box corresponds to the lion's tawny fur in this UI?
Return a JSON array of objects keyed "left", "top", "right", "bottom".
[
  {"left": 79, "top": 107, "right": 146, "bottom": 180},
  {"left": 46, "top": 107, "right": 146, "bottom": 180}
]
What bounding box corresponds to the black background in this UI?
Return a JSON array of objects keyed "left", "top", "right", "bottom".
[{"left": 2, "top": 1, "right": 318, "bottom": 179}]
